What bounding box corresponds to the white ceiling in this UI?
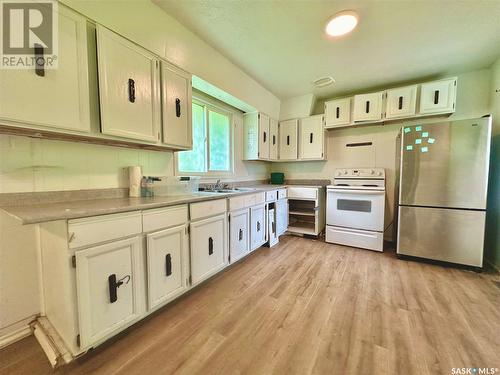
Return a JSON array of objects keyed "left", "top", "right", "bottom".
[{"left": 154, "top": 0, "right": 500, "bottom": 100}]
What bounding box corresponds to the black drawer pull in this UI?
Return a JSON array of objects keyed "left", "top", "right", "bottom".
[
  {"left": 309, "top": 133, "right": 313, "bottom": 143},
  {"left": 287, "top": 135, "right": 290, "bottom": 145},
  {"left": 208, "top": 237, "right": 214, "bottom": 255},
  {"left": 128, "top": 78, "right": 136, "bottom": 103},
  {"left": 263, "top": 131, "right": 267, "bottom": 143},
  {"left": 365, "top": 101, "right": 370, "bottom": 113},
  {"left": 398, "top": 96, "right": 403, "bottom": 110},
  {"left": 272, "top": 221, "right": 276, "bottom": 234},
  {"left": 34, "top": 44, "right": 44, "bottom": 77},
  {"left": 175, "top": 98, "right": 181, "bottom": 117},
  {"left": 434, "top": 90, "right": 439, "bottom": 105},
  {"left": 257, "top": 221, "right": 261, "bottom": 232},
  {"left": 108, "top": 274, "right": 130, "bottom": 303},
  {"left": 239, "top": 228, "right": 243, "bottom": 241},
  {"left": 336, "top": 107, "right": 340, "bottom": 118},
  {"left": 273, "top": 135, "right": 276, "bottom": 145},
  {"left": 165, "top": 253, "right": 172, "bottom": 276}
]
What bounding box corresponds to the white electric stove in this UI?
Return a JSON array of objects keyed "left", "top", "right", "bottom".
[{"left": 326, "top": 168, "right": 386, "bottom": 251}]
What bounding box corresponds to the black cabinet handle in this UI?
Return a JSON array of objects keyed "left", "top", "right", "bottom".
[
  {"left": 398, "top": 96, "right": 403, "bottom": 110},
  {"left": 263, "top": 131, "right": 267, "bottom": 143},
  {"left": 273, "top": 135, "right": 276, "bottom": 145},
  {"left": 365, "top": 101, "right": 370, "bottom": 113},
  {"left": 175, "top": 98, "right": 181, "bottom": 117},
  {"left": 434, "top": 90, "right": 439, "bottom": 105},
  {"left": 108, "top": 274, "right": 130, "bottom": 303},
  {"left": 287, "top": 135, "right": 290, "bottom": 145},
  {"left": 239, "top": 228, "right": 243, "bottom": 241},
  {"left": 208, "top": 237, "right": 213, "bottom": 255},
  {"left": 272, "top": 221, "right": 276, "bottom": 234},
  {"left": 336, "top": 107, "right": 340, "bottom": 119},
  {"left": 257, "top": 221, "right": 261, "bottom": 232},
  {"left": 165, "top": 253, "right": 172, "bottom": 276},
  {"left": 309, "top": 133, "right": 313, "bottom": 143},
  {"left": 128, "top": 79, "right": 136, "bottom": 103},
  {"left": 34, "top": 44, "right": 45, "bottom": 77}
]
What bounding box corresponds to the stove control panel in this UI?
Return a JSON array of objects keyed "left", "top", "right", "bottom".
[{"left": 334, "top": 168, "right": 385, "bottom": 178}]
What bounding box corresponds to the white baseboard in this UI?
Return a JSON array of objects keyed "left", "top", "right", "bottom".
[{"left": 0, "top": 317, "right": 35, "bottom": 349}]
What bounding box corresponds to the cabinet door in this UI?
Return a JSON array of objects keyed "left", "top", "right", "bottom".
[
  {"left": 279, "top": 119, "right": 298, "bottom": 160},
  {"left": 299, "top": 115, "right": 324, "bottom": 160},
  {"left": 324, "top": 98, "right": 351, "bottom": 127},
  {"left": 190, "top": 214, "right": 227, "bottom": 284},
  {"left": 276, "top": 199, "right": 289, "bottom": 236},
  {"left": 353, "top": 92, "right": 384, "bottom": 122},
  {"left": 386, "top": 85, "right": 417, "bottom": 119},
  {"left": 75, "top": 236, "right": 144, "bottom": 348},
  {"left": 146, "top": 225, "right": 188, "bottom": 310},
  {"left": 268, "top": 209, "right": 278, "bottom": 247},
  {"left": 419, "top": 78, "right": 457, "bottom": 114},
  {"left": 269, "top": 118, "right": 279, "bottom": 160},
  {"left": 250, "top": 205, "right": 266, "bottom": 251},
  {"left": 258, "top": 113, "right": 270, "bottom": 159},
  {"left": 0, "top": 6, "right": 91, "bottom": 133},
  {"left": 229, "top": 209, "right": 249, "bottom": 263},
  {"left": 161, "top": 62, "right": 192, "bottom": 149},
  {"left": 97, "top": 26, "right": 160, "bottom": 142}
]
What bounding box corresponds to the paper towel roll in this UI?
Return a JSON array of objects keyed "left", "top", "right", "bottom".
[{"left": 128, "top": 166, "right": 142, "bottom": 197}]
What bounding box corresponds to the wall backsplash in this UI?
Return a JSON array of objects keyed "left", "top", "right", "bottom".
[{"left": 0, "top": 135, "right": 174, "bottom": 194}]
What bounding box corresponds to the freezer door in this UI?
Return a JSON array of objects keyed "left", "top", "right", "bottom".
[
  {"left": 399, "top": 117, "right": 491, "bottom": 209},
  {"left": 397, "top": 206, "right": 485, "bottom": 267}
]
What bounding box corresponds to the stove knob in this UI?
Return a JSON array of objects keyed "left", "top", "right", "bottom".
[
  {"left": 377, "top": 171, "right": 382, "bottom": 176},
  {"left": 343, "top": 170, "right": 348, "bottom": 175},
  {"left": 370, "top": 169, "right": 375, "bottom": 175}
]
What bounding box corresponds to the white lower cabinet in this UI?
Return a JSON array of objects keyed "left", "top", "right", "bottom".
[
  {"left": 229, "top": 209, "right": 250, "bottom": 263},
  {"left": 250, "top": 205, "right": 266, "bottom": 251},
  {"left": 75, "top": 236, "right": 145, "bottom": 349},
  {"left": 268, "top": 208, "right": 278, "bottom": 247},
  {"left": 146, "top": 224, "right": 188, "bottom": 310},
  {"left": 276, "top": 198, "right": 289, "bottom": 236},
  {"left": 190, "top": 214, "right": 228, "bottom": 285}
]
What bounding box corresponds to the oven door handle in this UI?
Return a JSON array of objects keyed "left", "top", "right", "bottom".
[{"left": 328, "top": 189, "right": 385, "bottom": 195}]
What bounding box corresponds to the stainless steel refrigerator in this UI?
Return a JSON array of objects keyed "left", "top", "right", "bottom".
[{"left": 397, "top": 116, "right": 492, "bottom": 267}]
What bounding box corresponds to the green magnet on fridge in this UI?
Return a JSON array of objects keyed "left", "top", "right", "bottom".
[
  {"left": 406, "top": 145, "right": 413, "bottom": 151},
  {"left": 404, "top": 127, "right": 411, "bottom": 133},
  {"left": 422, "top": 132, "right": 429, "bottom": 137},
  {"left": 428, "top": 138, "right": 435, "bottom": 144},
  {"left": 421, "top": 146, "right": 429, "bottom": 153},
  {"left": 415, "top": 139, "right": 422, "bottom": 144},
  {"left": 415, "top": 126, "right": 422, "bottom": 131}
]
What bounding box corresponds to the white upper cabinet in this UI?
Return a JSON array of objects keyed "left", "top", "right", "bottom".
[
  {"left": 161, "top": 62, "right": 192, "bottom": 149},
  {"left": 299, "top": 115, "right": 326, "bottom": 160},
  {"left": 75, "top": 236, "right": 145, "bottom": 348},
  {"left": 258, "top": 113, "right": 270, "bottom": 159},
  {"left": 279, "top": 119, "right": 299, "bottom": 160},
  {"left": 324, "top": 98, "right": 351, "bottom": 128},
  {"left": 243, "top": 112, "right": 273, "bottom": 160},
  {"left": 385, "top": 85, "right": 417, "bottom": 119},
  {"left": 0, "top": 5, "right": 92, "bottom": 133},
  {"left": 269, "top": 118, "right": 279, "bottom": 160},
  {"left": 96, "top": 26, "right": 161, "bottom": 143},
  {"left": 419, "top": 78, "right": 457, "bottom": 115},
  {"left": 353, "top": 91, "right": 384, "bottom": 122}
]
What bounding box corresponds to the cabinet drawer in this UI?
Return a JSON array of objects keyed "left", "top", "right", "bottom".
[
  {"left": 277, "top": 189, "right": 287, "bottom": 200},
  {"left": 190, "top": 199, "right": 227, "bottom": 220},
  {"left": 246, "top": 192, "right": 265, "bottom": 207},
  {"left": 68, "top": 212, "right": 142, "bottom": 249},
  {"left": 265, "top": 190, "right": 277, "bottom": 202},
  {"left": 229, "top": 195, "right": 247, "bottom": 211},
  {"left": 143, "top": 205, "right": 188, "bottom": 233},
  {"left": 287, "top": 187, "right": 317, "bottom": 200}
]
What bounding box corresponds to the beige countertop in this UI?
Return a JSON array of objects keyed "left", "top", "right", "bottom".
[{"left": 1, "top": 184, "right": 297, "bottom": 225}]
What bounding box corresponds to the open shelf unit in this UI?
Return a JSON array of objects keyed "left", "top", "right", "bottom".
[{"left": 286, "top": 187, "right": 325, "bottom": 236}]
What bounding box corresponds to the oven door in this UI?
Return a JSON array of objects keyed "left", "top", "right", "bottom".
[{"left": 327, "top": 188, "right": 385, "bottom": 231}]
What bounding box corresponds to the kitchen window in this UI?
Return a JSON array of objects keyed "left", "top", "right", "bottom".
[{"left": 177, "top": 99, "right": 233, "bottom": 175}]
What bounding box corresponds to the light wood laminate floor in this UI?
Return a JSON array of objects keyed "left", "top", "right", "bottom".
[{"left": 1, "top": 236, "right": 499, "bottom": 375}]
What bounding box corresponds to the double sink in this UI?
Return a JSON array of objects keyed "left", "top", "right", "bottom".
[{"left": 198, "top": 187, "right": 257, "bottom": 194}]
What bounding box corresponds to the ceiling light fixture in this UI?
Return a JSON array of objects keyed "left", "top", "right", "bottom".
[
  {"left": 312, "top": 76, "right": 335, "bottom": 88},
  {"left": 325, "top": 10, "right": 358, "bottom": 37}
]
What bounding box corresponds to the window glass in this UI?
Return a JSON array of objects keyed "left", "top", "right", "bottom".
[
  {"left": 178, "top": 102, "right": 206, "bottom": 172},
  {"left": 208, "top": 110, "right": 230, "bottom": 171}
]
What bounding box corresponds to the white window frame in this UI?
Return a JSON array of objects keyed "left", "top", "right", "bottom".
[{"left": 175, "top": 96, "right": 234, "bottom": 177}]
